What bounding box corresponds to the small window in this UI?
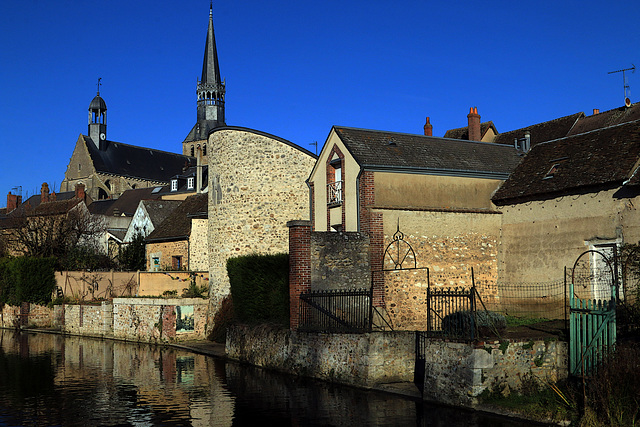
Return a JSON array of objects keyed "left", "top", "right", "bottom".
[
  {"left": 190, "top": 146, "right": 195, "bottom": 157},
  {"left": 172, "top": 256, "right": 183, "bottom": 270},
  {"left": 544, "top": 164, "right": 560, "bottom": 180},
  {"left": 152, "top": 257, "right": 160, "bottom": 271},
  {"left": 171, "top": 179, "right": 178, "bottom": 191},
  {"left": 187, "top": 177, "right": 194, "bottom": 189},
  {"left": 78, "top": 163, "right": 82, "bottom": 171}
]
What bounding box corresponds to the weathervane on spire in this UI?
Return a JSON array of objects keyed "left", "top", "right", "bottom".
[
  {"left": 97, "top": 77, "right": 102, "bottom": 95},
  {"left": 608, "top": 65, "right": 635, "bottom": 107}
]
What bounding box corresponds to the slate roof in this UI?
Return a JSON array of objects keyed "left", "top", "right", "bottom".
[
  {"left": 333, "top": 126, "right": 521, "bottom": 178},
  {"left": 443, "top": 121, "right": 498, "bottom": 141},
  {"left": 143, "top": 200, "right": 183, "bottom": 228},
  {"left": 84, "top": 136, "right": 196, "bottom": 183},
  {"left": 492, "top": 113, "right": 583, "bottom": 147},
  {"left": 88, "top": 187, "right": 163, "bottom": 217},
  {"left": 146, "top": 193, "right": 208, "bottom": 242},
  {"left": 492, "top": 119, "right": 640, "bottom": 204}
]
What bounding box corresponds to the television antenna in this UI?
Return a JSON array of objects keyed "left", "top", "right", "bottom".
[
  {"left": 608, "top": 65, "right": 635, "bottom": 106},
  {"left": 309, "top": 141, "right": 318, "bottom": 155}
]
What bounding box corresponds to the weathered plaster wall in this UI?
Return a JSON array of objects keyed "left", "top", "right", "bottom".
[
  {"left": 497, "top": 189, "right": 640, "bottom": 285},
  {"left": 0, "top": 304, "right": 59, "bottom": 329},
  {"left": 310, "top": 232, "right": 371, "bottom": 291},
  {"left": 379, "top": 209, "right": 501, "bottom": 330},
  {"left": 375, "top": 172, "right": 503, "bottom": 211},
  {"left": 56, "top": 271, "right": 138, "bottom": 300},
  {"left": 226, "top": 324, "right": 414, "bottom": 388},
  {"left": 422, "top": 338, "right": 568, "bottom": 407},
  {"left": 208, "top": 129, "right": 316, "bottom": 326}
]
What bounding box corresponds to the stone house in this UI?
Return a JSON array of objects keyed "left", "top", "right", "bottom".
[
  {"left": 289, "top": 123, "right": 522, "bottom": 330},
  {"left": 492, "top": 108, "right": 640, "bottom": 302},
  {"left": 146, "top": 193, "right": 208, "bottom": 272}
]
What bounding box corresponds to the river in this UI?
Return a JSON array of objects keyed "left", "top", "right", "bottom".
[{"left": 0, "top": 329, "right": 538, "bottom": 426}]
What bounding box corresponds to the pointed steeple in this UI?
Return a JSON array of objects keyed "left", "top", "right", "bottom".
[{"left": 195, "top": 2, "right": 225, "bottom": 136}]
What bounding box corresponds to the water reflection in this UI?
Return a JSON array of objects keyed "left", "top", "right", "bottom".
[{"left": 0, "top": 330, "right": 535, "bottom": 426}]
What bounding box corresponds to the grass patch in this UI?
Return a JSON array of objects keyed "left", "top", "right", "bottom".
[{"left": 479, "top": 377, "right": 577, "bottom": 424}]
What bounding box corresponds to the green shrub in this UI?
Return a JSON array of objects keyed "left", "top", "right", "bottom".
[
  {"left": 227, "top": 253, "right": 289, "bottom": 324},
  {"left": 0, "top": 257, "right": 56, "bottom": 306}
]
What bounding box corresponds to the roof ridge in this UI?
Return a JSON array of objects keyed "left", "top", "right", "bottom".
[{"left": 535, "top": 117, "right": 640, "bottom": 147}]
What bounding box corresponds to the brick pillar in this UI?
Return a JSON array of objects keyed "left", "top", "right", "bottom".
[
  {"left": 358, "top": 171, "right": 385, "bottom": 307},
  {"left": 287, "top": 220, "right": 311, "bottom": 330},
  {"left": 40, "top": 182, "right": 49, "bottom": 204},
  {"left": 6, "top": 192, "right": 18, "bottom": 213}
]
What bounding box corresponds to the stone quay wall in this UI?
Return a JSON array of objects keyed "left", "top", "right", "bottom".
[
  {"left": 0, "top": 303, "right": 57, "bottom": 328},
  {"left": 226, "top": 324, "right": 415, "bottom": 388},
  {"left": 422, "top": 338, "right": 568, "bottom": 407}
]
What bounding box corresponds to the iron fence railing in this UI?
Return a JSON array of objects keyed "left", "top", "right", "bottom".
[
  {"left": 426, "top": 286, "right": 477, "bottom": 340},
  {"left": 326, "top": 181, "right": 343, "bottom": 205},
  {"left": 299, "top": 288, "right": 371, "bottom": 333}
]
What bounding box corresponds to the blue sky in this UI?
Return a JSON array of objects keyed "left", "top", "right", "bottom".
[{"left": 1, "top": 0, "right": 639, "bottom": 204}]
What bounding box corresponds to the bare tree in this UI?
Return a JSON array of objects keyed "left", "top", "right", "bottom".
[{"left": 4, "top": 200, "right": 105, "bottom": 260}]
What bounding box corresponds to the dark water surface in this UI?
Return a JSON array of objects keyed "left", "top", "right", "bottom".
[{"left": 0, "top": 330, "right": 538, "bottom": 426}]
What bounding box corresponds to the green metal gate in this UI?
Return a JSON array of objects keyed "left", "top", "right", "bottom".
[{"left": 569, "top": 282, "right": 616, "bottom": 377}]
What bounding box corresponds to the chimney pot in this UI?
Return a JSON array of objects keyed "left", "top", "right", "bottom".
[
  {"left": 423, "top": 116, "right": 433, "bottom": 136},
  {"left": 593, "top": 108, "right": 600, "bottom": 115},
  {"left": 75, "top": 183, "right": 86, "bottom": 201}
]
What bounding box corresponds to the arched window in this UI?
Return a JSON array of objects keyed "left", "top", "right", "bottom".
[
  {"left": 190, "top": 145, "right": 195, "bottom": 157},
  {"left": 203, "top": 144, "right": 207, "bottom": 156}
]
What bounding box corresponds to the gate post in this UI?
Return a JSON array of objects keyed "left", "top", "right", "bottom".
[{"left": 287, "top": 220, "right": 311, "bottom": 330}]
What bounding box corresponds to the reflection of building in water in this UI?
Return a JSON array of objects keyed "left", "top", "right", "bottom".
[{"left": 0, "top": 331, "right": 234, "bottom": 427}]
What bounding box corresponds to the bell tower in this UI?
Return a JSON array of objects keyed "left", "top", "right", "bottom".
[
  {"left": 88, "top": 78, "right": 108, "bottom": 150},
  {"left": 183, "top": 3, "right": 225, "bottom": 161}
]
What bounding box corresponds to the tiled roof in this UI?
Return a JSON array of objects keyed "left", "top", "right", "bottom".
[
  {"left": 84, "top": 136, "right": 196, "bottom": 183},
  {"left": 567, "top": 103, "right": 640, "bottom": 136},
  {"left": 492, "top": 113, "right": 583, "bottom": 147},
  {"left": 143, "top": 200, "right": 183, "bottom": 227},
  {"left": 333, "top": 126, "right": 521, "bottom": 177},
  {"left": 146, "top": 193, "right": 208, "bottom": 242},
  {"left": 443, "top": 121, "right": 498, "bottom": 140},
  {"left": 492, "top": 119, "right": 640, "bottom": 204}
]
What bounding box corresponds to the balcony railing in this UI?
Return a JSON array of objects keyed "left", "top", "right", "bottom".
[{"left": 327, "top": 181, "right": 343, "bottom": 205}]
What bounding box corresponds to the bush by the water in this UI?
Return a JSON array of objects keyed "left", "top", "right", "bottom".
[
  {"left": 442, "top": 310, "right": 506, "bottom": 338},
  {"left": 227, "top": 253, "right": 289, "bottom": 325},
  {"left": 0, "top": 257, "right": 57, "bottom": 307}
]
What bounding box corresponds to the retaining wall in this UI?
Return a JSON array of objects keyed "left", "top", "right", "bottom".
[
  {"left": 422, "top": 338, "right": 568, "bottom": 406},
  {"left": 226, "top": 324, "right": 415, "bottom": 388}
]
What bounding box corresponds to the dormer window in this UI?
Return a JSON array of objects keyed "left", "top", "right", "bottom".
[
  {"left": 187, "top": 177, "right": 194, "bottom": 190},
  {"left": 171, "top": 179, "right": 178, "bottom": 191}
]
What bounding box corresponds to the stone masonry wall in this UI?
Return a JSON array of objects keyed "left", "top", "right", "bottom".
[
  {"left": 1, "top": 304, "right": 55, "bottom": 328},
  {"left": 147, "top": 240, "right": 189, "bottom": 271},
  {"left": 208, "top": 129, "right": 316, "bottom": 329},
  {"left": 422, "top": 338, "right": 568, "bottom": 407},
  {"left": 310, "top": 232, "right": 371, "bottom": 291},
  {"left": 226, "top": 324, "right": 414, "bottom": 388},
  {"left": 189, "top": 218, "right": 209, "bottom": 271},
  {"left": 380, "top": 209, "right": 501, "bottom": 330},
  {"left": 64, "top": 303, "right": 107, "bottom": 335}
]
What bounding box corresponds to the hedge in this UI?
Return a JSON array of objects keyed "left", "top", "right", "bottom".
[
  {"left": 0, "top": 257, "right": 57, "bottom": 307},
  {"left": 227, "top": 253, "right": 289, "bottom": 324}
]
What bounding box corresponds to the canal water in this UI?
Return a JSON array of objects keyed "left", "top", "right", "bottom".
[{"left": 0, "top": 330, "right": 538, "bottom": 426}]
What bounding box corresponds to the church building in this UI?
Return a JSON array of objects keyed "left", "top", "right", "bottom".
[{"left": 60, "top": 4, "right": 224, "bottom": 200}]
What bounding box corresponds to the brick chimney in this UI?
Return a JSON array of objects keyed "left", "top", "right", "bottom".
[
  {"left": 467, "top": 107, "right": 481, "bottom": 141},
  {"left": 75, "top": 183, "right": 86, "bottom": 201},
  {"left": 593, "top": 108, "right": 600, "bottom": 115},
  {"left": 423, "top": 117, "right": 433, "bottom": 136},
  {"left": 7, "top": 192, "right": 20, "bottom": 213},
  {"left": 40, "top": 183, "right": 50, "bottom": 204}
]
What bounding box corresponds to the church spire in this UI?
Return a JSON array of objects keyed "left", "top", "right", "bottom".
[{"left": 196, "top": 1, "right": 225, "bottom": 130}]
